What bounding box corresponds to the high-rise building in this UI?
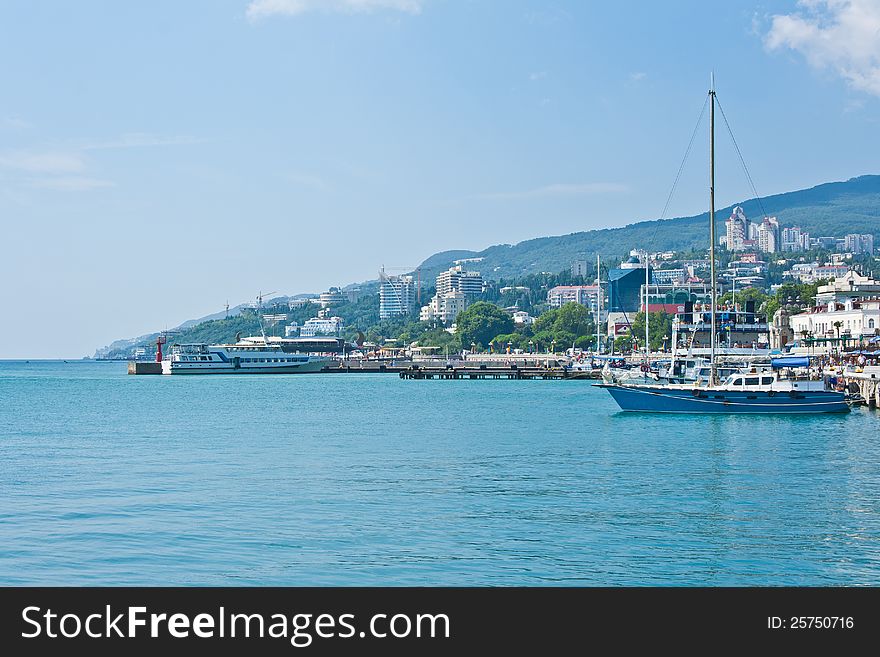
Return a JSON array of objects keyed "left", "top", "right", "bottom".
[
  {"left": 781, "top": 225, "right": 806, "bottom": 252},
  {"left": 571, "top": 259, "right": 589, "bottom": 278},
  {"left": 379, "top": 270, "right": 415, "bottom": 319},
  {"left": 844, "top": 233, "right": 875, "bottom": 255},
  {"left": 756, "top": 216, "right": 779, "bottom": 253},
  {"left": 725, "top": 206, "right": 750, "bottom": 251},
  {"left": 420, "top": 265, "right": 483, "bottom": 324},
  {"left": 435, "top": 265, "right": 484, "bottom": 298}
]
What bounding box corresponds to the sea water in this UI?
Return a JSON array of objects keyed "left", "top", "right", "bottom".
[{"left": 1, "top": 360, "right": 879, "bottom": 585}]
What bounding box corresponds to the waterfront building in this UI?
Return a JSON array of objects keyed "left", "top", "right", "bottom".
[
  {"left": 790, "top": 298, "right": 880, "bottom": 342},
  {"left": 379, "top": 270, "right": 415, "bottom": 319},
  {"left": 814, "top": 271, "right": 880, "bottom": 305},
  {"left": 608, "top": 256, "right": 652, "bottom": 313},
  {"left": 641, "top": 283, "right": 714, "bottom": 314},
  {"left": 435, "top": 265, "right": 484, "bottom": 298},
  {"left": 547, "top": 285, "right": 601, "bottom": 310},
  {"left": 419, "top": 290, "right": 467, "bottom": 324},
  {"left": 300, "top": 316, "right": 344, "bottom": 337}
]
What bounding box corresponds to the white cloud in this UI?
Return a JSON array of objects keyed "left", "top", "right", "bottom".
[
  {"left": 629, "top": 72, "right": 647, "bottom": 82},
  {"left": 1, "top": 117, "right": 30, "bottom": 130},
  {"left": 529, "top": 71, "right": 547, "bottom": 81},
  {"left": 82, "top": 133, "right": 205, "bottom": 150},
  {"left": 246, "top": 0, "right": 423, "bottom": 20},
  {"left": 474, "top": 182, "right": 628, "bottom": 201},
  {"left": 284, "top": 171, "right": 330, "bottom": 191},
  {"left": 765, "top": 0, "right": 880, "bottom": 96},
  {"left": 28, "top": 177, "right": 114, "bottom": 192},
  {"left": 0, "top": 151, "right": 84, "bottom": 174}
]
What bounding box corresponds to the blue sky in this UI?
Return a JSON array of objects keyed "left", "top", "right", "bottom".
[{"left": 1, "top": 0, "right": 879, "bottom": 357}]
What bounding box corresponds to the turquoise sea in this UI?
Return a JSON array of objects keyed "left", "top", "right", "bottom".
[{"left": 1, "top": 360, "right": 879, "bottom": 585}]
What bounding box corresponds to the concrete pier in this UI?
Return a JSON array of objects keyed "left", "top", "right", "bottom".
[
  {"left": 128, "top": 361, "right": 163, "bottom": 375},
  {"left": 840, "top": 368, "right": 880, "bottom": 408}
]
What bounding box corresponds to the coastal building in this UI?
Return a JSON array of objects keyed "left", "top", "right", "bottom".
[
  {"left": 499, "top": 286, "right": 530, "bottom": 294},
  {"left": 420, "top": 265, "right": 484, "bottom": 325},
  {"left": 435, "top": 265, "right": 484, "bottom": 298},
  {"left": 608, "top": 255, "right": 652, "bottom": 313},
  {"left": 547, "top": 285, "right": 601, "bottom": 310},
  {"left": 790, "top": 298, "right": 880, "bottom": 342},
  {"left": 300, "top": 316, "right": 344, "bottom": 337},
  {"left": 419, "top": 290, "right": 467, "bottom": 324},
  {"left": 814, "top": 271, "right": 880, "bottom": 305},
  {"left": 379, "top": 270, "right": 416, "bottom": 319},
  {"left": 642, "top": 283, "right": 713, "bottom": 314},
  {"left": 318, "top": 287, "right": 345, "bottom": 307}
]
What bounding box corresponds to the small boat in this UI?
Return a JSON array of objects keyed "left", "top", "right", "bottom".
[
  {"left": 598, "top": 369, "right": 849, "bottom": 414},
  {"left": 597, "top": 80, "right": 849, "bottom": 414}
]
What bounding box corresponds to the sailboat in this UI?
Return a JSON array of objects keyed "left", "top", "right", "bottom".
[{"left": 596, "top": 80, "right": 849, "bottom": 414}]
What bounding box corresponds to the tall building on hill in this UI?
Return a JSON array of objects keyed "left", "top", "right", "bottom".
[
  {"left": 844, "top": 233, "right": 874, "bottom": 255},
  {"left": 435, "top": 265, "right": 484, "bottom": 298},
  {"left": 571, "top": 259, "right": 589, "bottom": 278},
  {"left": 725, "top": 206, "right": 750, "bottom": 251},
  {"left": 420, "top": 265, "right": 484, "bottom": 325},
  {"left": 756, "top": 216, "right": 779, "bottom": 253},
  {"left": 379, "top": 270, "right": 415, "bottom": 319}
]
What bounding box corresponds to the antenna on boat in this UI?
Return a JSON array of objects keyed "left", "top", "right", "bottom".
[
  {"left": 709, "top": 73, "right": 718, "bottom": 385},
  {"left": 256, "top": 290, "right": 277, "bottom": 344}
]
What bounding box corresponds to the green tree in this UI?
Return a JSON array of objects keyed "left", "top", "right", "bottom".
[
  {"left": 630, "top": 311, "right": 673, "bottom": 352},
  {"left": 455, "top": 302, "right": 515, "bottom": 350}
]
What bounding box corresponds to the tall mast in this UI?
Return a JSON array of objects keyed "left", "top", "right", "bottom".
[
  {"left": 644, "top": 249, "right": 650, "bottom": 365},
  {"left": 596, "top": 253, "right": 601, "bottom": 355},
  {"left": 709, "top": 75, "right": 717, "bottom": 384}
]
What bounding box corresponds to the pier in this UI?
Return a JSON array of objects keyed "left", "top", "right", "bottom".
[
  {"left": 398, "top": 365, "right": 597, "bottom": 380},
  {"left": 840, "top": 369, "right": 880, "bottom": 409}
]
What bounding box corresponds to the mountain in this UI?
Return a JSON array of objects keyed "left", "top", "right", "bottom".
[
  {"left": 99, "top": 174, "right": 879, "bottom": 355},
  {"left": 413, "top": 175, "right": 880, "bottom": 282}
]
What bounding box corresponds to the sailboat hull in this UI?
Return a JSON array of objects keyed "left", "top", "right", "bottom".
[{"left": 597, "top": 384, "right": 850, "bottom": 414}]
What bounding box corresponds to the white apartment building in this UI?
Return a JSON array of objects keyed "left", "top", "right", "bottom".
[
  {"left": 299, "top": 316, "right": 344, "bottom": 337},
  {"left": 420, "top": 290, "right": 467, "bottom": 324},
  {"left": 436, "top": 265, "right": 484, "bottom": 298},
  {"left": 547, "top": 285, "right": 601, "bottom": 311},
  {"left": 790, "top": 298, "right": 880, "bottom": 341}
]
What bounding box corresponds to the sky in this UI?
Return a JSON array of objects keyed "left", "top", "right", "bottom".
[{"left": 1, "top": 0, "right": 879, "bottom": 357}]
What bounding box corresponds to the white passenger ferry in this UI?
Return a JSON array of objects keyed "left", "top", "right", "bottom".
[{"left": 162, "top": 336, "right": 334, "bottom": 374}]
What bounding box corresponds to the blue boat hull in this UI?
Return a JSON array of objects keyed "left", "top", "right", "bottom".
[{"left": 597, "top": 384, "right": 850, "bottom": 414}]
